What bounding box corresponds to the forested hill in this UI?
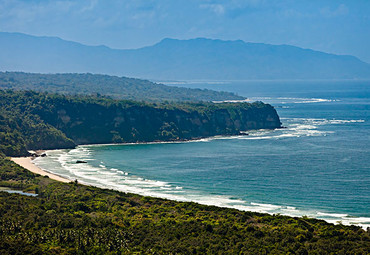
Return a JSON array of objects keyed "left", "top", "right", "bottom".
[
  {"left": 0, "top": 90, "right": 281, "bottom": 156},
  {"left": 0, "top": 72, "right": 244, "bottom": 102}
]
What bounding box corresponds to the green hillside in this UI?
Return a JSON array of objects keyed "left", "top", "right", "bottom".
[{"left": 0, "top": 72, "right": 244, "bottom": 102}]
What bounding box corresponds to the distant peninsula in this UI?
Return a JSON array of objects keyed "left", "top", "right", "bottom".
[{"left": 0, "top": 72, "right": 244, "bottom": 102}]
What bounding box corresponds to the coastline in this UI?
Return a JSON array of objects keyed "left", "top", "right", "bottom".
[
  {"left": 11, "top": 157, "right": 70, "bottom": 183},
  {"left": 8, "top": 129, "right": 277, "bottom": 184},
  {"left": 10, "top": 148, "right": 370, "bottom": 230},
  {"left": 79, "top": 129, "right": 279, "bottom": 147}
]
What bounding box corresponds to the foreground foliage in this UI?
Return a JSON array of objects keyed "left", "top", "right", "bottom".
[
  {"left": 0, "top": 157, "right": 369, "bottom": 254},
  {"left": 0, "top": 89, "right": 281, "bottom": 156}
]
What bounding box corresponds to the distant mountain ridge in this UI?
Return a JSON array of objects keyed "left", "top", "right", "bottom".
[{"left": 1, "top": 32, "right": 369, "bottom": 80}]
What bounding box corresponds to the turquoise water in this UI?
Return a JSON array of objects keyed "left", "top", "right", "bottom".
[{"left": 34, "top": 80, "right": 370, "bottom": 228}]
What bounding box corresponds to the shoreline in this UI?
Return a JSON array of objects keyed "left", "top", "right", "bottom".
[
  {"left": 10, "top": 153, "right": 370, "bottom": 230},
  {"left": 11, "top": 157, "right": 70, "bottom": 183},
  {"left": 8, "top": 130, "right": 278, "bottom": 183},
  {"left": 78, "top": 129, "right": 281, "bottom": 147}
]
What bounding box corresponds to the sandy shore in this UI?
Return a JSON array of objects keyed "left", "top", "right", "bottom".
[{"left": 11, "top": 157, "right": 70, "bottom": 183}]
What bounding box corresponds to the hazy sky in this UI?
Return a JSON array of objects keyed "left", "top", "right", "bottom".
[{"left": 1, "top": 0, "right": 370, "bottom": 62}]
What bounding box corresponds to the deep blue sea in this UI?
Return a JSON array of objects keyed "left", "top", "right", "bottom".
[{"left": 34, "top": 80, "right": 370, "bottom": 228}]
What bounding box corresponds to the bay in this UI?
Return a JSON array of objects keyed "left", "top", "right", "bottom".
[{"left": 34, "top": 80, "right": 370, "bottom": 228}]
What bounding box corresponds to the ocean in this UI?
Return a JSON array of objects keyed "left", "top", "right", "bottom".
[{"left": 34, "top": 80, "right": 370, "bottom": 228}]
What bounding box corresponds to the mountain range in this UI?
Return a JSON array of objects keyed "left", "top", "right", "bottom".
[{"left": 1, "top": 32, "right": 369, "bottom": 80}]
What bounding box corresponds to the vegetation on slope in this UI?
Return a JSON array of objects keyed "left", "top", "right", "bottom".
[
  {"left": 0, "top": 89, "right": 281, "bottom": 156},
  {"left": 0, "top": 157, "right": 369, "bottom": 254},
  {"left": 0, "top": 91, "right": 75, "bottom": 156},
  {"left": 0, "top": 72, "right": 245, "bottom": 102}
]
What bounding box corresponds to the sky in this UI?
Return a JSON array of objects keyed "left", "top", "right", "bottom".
[{"left": 1, "top": 0, "right": 370, "bottom": 63}]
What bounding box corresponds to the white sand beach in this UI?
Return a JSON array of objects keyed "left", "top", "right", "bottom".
[{"left": 11, "top": 157, "right": 70, "bottom": 183}]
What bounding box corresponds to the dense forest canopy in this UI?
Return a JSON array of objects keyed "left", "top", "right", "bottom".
[
  {"left": 0, "top": 89, "right": 281, "bottom": 156},
  {"left": 0, "top": 72, "right": 244, "bottom": 102}
]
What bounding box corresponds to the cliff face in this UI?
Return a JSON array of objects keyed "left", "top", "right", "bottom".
[
  {"left": 0, "top": 90, "right": 281, "bottom": 156},
  {"left": 35, "top": 99, "right": 281, "bottom": 144}
]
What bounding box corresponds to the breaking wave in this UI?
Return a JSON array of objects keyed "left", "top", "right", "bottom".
[
  {"left": 202, "top": 117, "right": 364, "bottom": 141},
  {"left": 248, "top": 97, "right": 339, "bottom": 104}
]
